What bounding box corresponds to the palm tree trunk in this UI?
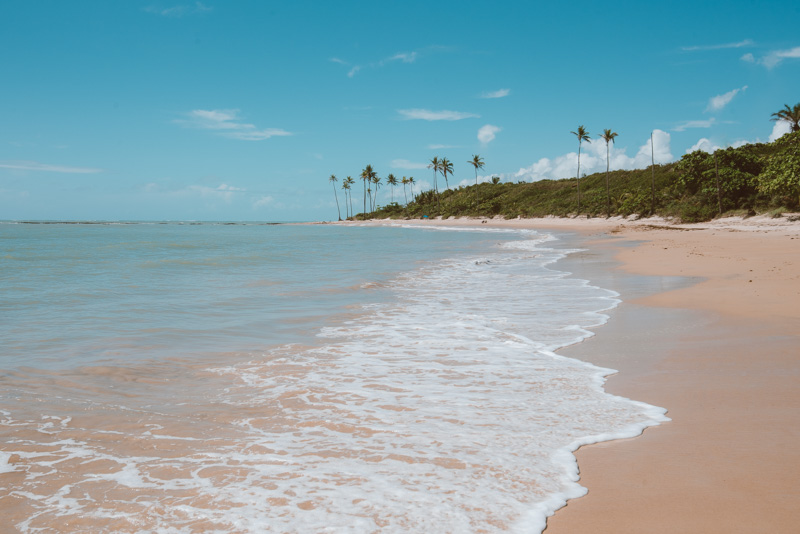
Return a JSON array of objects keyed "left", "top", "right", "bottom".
[
  {"left": 650, "top": 132, "right": 656, "bottom": 216},
  {"left": 475, "top": 169, "right": 479, "bottom": 208},
  {"left": 363, "top": 180, "right": 367, "bottom": 217},
  {"left": 605, "top": 142, "right": 611, "bottom": 217},
  {"left": 332, "top": 183, "right": 341, "bottom": 221},
  {"left": 576, "top": 143, "right": 582, "bottom": 212}
]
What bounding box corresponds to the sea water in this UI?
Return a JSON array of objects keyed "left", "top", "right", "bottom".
[{"left": 0, "top": 221, "right": 667, "bottom": 533}]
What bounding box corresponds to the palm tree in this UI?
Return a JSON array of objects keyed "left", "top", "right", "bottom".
[
  {"left": 371, "top": 175, "right": 381, "bottom": 211},
  {"left": 386, "top": 174, "right": 398, "bottom": 203},
  {"left": 599, "top": 130, "right": 618, "bottom": 217},
  {"left": 341, "top": 177, "right": 351, "bottom": 218},
  {"left": 440, "top": 158, "right": 454, "bottom": 190},
  {"left": 571, "top": 125, "right": 591, "bottom": 212},
  {"left": 360, "top": 165, "right": 376, "bottom": 217},
  {"left": 329, "top": 174, "right": 341, "bottom": 221},
  {"left": 428, "top": 156, "right": 441, "bottom": 208},
  {"left": 401, "top": 176, "right": 409, "bottom": 205},
  {"left": 344, "top": 176, "right": 355, "bottom": 217},
  {"left": 407, "top": 176, "right": 416, "bottom": 201},
  {"left": 468, "top": 154, "right": 485, "bottom": 208},
  {"left": 771, "top": 103, "right": 800, "bottom": 133}
]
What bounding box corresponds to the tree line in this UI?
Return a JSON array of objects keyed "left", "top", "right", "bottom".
[{"left": 328, "top": 102, "right": 800, "bottom": 221}]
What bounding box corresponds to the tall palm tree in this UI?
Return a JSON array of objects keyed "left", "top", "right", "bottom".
[
  {"left": 371, "top": 175, "right": 381, "bottom": 211},
  {"left": 571, "top": 125, "right": 591, "bottom": 212},
  {"left": 428, "top": 156, "right": 441, "bottom": 208},
  {"left": 440, "top": 158, "right": 453, "bottom": 190},
  {"left": 329, "top": 174, "right": 341, "bottom": 221},
  {"left": 360, "top": 164, "right": 376, "bottom": 217},
  {"left": 341, "top": 178, "right": 351, "bottom": 218},
  {"left": 599, "top": 129, "right": 618, "bottom": 217},
  {"left": 771, "top": 103, "right": 800, "bottom": 133},
  {"left": 401, "top": 176, "right": 409, "bottom": 205},
  {"left": 468, "top": 154, "right": 485, "bottom": 208},
  {"left": 386, "top": 174, "right": 398, "bottom": 203},
  {"left": 344, "top": 176, "right": 355, "bottom": 217},
  {"left": 407, "top": 176, "right": 416, "bottom": 201}
]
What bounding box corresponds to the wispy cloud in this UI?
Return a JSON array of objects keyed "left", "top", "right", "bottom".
[
  {"left": 427, "top": 144, "right": 459, "bottom": 150},
  {"left": 398, "top": 109, "right": 479, "bottom": 121},
  {"left": 175, "top": 109, "right": 292, "bottom": 140},
  {"left": 391, "top": 159, "right": 429, "bottom": 170},
  {"left": 682, "top": 39, "right": 753, "bottom": 52},
  {"left": 332, "top": 49, "right": 425, "bottom": 78},
  {"left": 144, "top": 2, "right": 212, "bottom": 17},
  {"left": 480, "top": 88, "right": 510, "bottom": 99},
  {"left": 673, "top": 118, "right": 716, "bottom": 132},
  {"left": 253, "top": 195, "right": 274, "bottom": 209},
  {"left": 706, "top": 86, "right": 747, "bottom": 112},
  {"left": 0, "top": 161, "right": 103, "bottom": 174},
  {"left": 478, "top": 124, "right": 501, "bottom": 145},
  {"left": 742, "top": 46, "right": 800, "bottom": 69}
]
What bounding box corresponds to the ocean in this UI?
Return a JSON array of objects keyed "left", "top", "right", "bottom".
[{"left": 0, "top": 221, "right": 667, "bottom": 533}]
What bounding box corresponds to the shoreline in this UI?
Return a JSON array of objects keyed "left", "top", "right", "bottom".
[{"left": 356, "top": 216, "right": 800, "bottom": 532}]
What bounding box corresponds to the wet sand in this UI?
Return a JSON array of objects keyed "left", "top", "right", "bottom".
[{"left": 363, "top": 215, "right": 800, "bottom": 532}]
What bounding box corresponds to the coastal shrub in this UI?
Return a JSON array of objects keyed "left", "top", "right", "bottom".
[{"left": 757, "top": 143, "right": 800, "bottom": 208}]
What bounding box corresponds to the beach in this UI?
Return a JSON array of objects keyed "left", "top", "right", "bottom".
[{"left": 365, "top": 215, "right": 800, "bottom": 532}]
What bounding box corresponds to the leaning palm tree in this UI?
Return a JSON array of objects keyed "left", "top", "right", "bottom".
[
  {"left": 599, "top": 129, "right": 618, "bottom": 217},
  {"left": 344, "top": 176, "right": 355, "bottom": 217},
  {"left": 571, "top": 125, "right": 591, "bottom": 212},
  {"left": 428, "top": 156, "right": 441, "bottom": 208},
  {"left": 386, "top": 174, "right": 398, "bottom": 203},
  {"left": 371, "top": 175, "right": 381, "bottom": 211},
  {"left": 341, "top": 178, "right": 351, "bottom": 218},
  {"left": 440, "top": 158, "right": 454, "bottom": 190},
  {"left": 468, "top": 154, "right": 485, "bottom": 208},
  {"left": 401, "top": 176, "right": 409, "bottom": 205},
  {"left": 771, "top": 103, "right": 800, "bottom": 133},
  {"left": 329, "top": 174, "right": 341, "bottom": 221},
  {"left": 360, "top": 164, "right": 376, "bottom": 217}
]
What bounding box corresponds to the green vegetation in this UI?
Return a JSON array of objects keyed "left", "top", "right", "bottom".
[
  {"left": 361, "top": 131, "right": 800, "bottom": 223},
  {"left": 331, "top": 105, "right": 800, "bottom": 223}
]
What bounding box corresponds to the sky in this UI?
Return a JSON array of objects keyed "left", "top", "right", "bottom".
[{"left": 1, "top": 0, "right": 799, "bottom": 222}]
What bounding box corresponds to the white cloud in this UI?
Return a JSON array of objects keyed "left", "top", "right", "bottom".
[
  {"left": 397, "top": 109, "right": 479, "bottom": 121},
  {"left": 673, "top": 118, "right": 716, "bottom": 132},
  {"left": 384, "top": 52, "right": 417, "bottom": 64},
  {"left": 187, "top": 183, "right": 245, "bottom": 203},
  {"left": 743, "top": 46, "right": 800, "bottom": 69},
  {"left": 391, "top": 159, "right": 429, "bottom": 170},
  {"left": 427, "top": 144, "right": 459, "bottom": 150},
  {"left": 347, "top": 66, "right": 361, "bottom": 78},
  {"left": 686, "top": 138, "right": 721, "bottom": 154},
  {"left": 513, "top": 130, "right": 673, "bottom": 183},
  {"left": 176, "top": 109, "right": 292, "bottom": 140},
  {"left": 706, "top": 86, "right": 747, "bottom": 112},
  {"left": 0, "top": 161, "right": 103, "bottom": 174},
  {"left": 480, "top": 89, "right": 510, "bottom": 99},
  {"left": 144, "top": 2, "right": 211, "bottom": 17},
  {"left": 329, "top": 57, "right": 348, "bottom": 65},
  {"left": 253, "top": 196, "right": 274, "bottom": 209},
  {"left": 478, "top": 124, "right": 501, "bottom": 145},
  {"left": 769, "top": 120, "right": 792, "bottom": 142},
  {"left": 682, "top": 39, "right": 753, "bottom": 52}
]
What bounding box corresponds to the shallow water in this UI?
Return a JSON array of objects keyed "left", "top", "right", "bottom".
[{"left": 0, "top": 222, "right": 667, "bottom": 533}]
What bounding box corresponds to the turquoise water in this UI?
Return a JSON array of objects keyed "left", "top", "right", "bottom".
[
  {"left": 0, "top": 222, "right": 667, "bottom": 533},
  {"left": 0, "top": 222, "right": 500, "bottom": 369}
]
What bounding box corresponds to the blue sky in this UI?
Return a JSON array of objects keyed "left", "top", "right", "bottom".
[{"left": 1, "top": 0, "right": 798, "bottom": 221}]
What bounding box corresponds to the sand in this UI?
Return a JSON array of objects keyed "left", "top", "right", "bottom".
[{"left": 356, "top": 215, "right": 800, "bottom": 533}]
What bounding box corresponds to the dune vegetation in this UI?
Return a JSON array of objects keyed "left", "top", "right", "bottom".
[{"left": 335, "top": 106, "right": 800, "bottom": 223}]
